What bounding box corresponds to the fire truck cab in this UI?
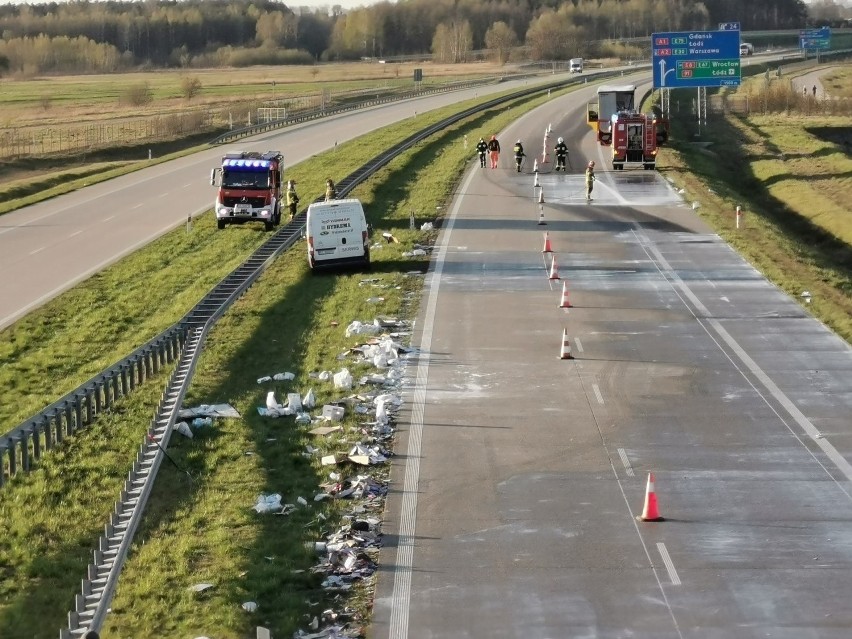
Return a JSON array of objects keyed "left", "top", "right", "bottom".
[
  {"left": 210, "top": 151, "right": 284, "bottom": 231},
  {"left": 587, "top": 85, "right": 668, "bottom": 170}
]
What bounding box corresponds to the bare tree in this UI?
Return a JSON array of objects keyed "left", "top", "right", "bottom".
[{"left": 484, "top": 21, "right": 518, "bottom": 64}]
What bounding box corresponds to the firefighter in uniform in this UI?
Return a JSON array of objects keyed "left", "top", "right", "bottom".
[
  {"left": 513, "top": 140, "right": 525, "bottom": 172},
  {"left": 476, "top": 137, "right": 488, "bottom": 168},
  {"left": 285, "top": 180, "right": 299, "bottom": 220},
  {"left": 554, "top": 137, "right": 570, "bottom": 171},
  {"left": 325, "top": 178, "right": 338, "bottom": 201},
  {"left": 585, "top": 161, "right": 596, "bottom": 200}
]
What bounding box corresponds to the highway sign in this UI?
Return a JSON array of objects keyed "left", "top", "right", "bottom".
[
  {"left": 719, "top": 22, "right": 740, "bottom": 31},
  {"left": 652, "top": 30, "right": 741, "bottom": 88},
  {"left": 800, "top": 27, "right": 831, "bottom": 50}
]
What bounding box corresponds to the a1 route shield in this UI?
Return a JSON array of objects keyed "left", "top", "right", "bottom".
[{"left": 652, "top": 30, "right": 741, "bottom": 89}]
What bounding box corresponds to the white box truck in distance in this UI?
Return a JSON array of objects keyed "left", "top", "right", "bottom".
[
  {"left": 570, "top": 58, "right": 583, "bottom": 73},
  {"left": 306, "top": 198, "right": 370, "bottom": 270}
]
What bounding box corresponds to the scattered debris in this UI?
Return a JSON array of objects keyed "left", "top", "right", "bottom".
[
  {"left": 189, "top": 583, "right": 215, "bottom": 593},
  {"left": 254, "top": 494, "right": 283, "bottom": 514},
  {"left": 242, "top": 601, "right": 258, "bottom": 612},
  {"left": 174, "top": 421, "right": 194, "bottom": 439},
  {"left": 178, "top": 404, "right": 240, "bottom": 419}
]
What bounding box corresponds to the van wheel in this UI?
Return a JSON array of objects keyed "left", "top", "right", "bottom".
[
  {"left": 264, "top": 220, "right": 274, "bottom": 232},
  {"left": 217, "top": 220, "right": 226, "bottom": 230}
]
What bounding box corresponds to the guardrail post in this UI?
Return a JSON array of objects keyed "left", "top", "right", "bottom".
[
  {"left": 152, "top": 345, "right": 161, "bottom": 374},
  {"left": 85, "top": 389, "right": 94, "bottom": 425},
  {"left": 21, "top": 430, "right": 30, "bottom": 471},
  {"left": 47, "top": 412, "right": 57, "bottom": 450},
  {"left": 73, "top": 396, "right": 83, "bottom": 435},
  {"left": 8, "top": 438, "right": 18, "bottom": 477},
  {"left": 137, "top": 355, "right": 146, "bottom": 384},
  {"left": 33, "top": 420, "right": 43, "bottom": 461},
  {"left": 94, "top": 381, "right": 103, "bottom": 414},
  {"left": 121, "top": 364, "right": 129, "bottom": 395},
  {"left": 0, "top": 445, "right": 6, "bottom": 487}
]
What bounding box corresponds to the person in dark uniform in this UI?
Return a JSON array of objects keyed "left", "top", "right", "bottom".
[
  {"left": 554, "top": 137, "right": 570, "bottom": 171},
  {"left": 285, "top": 180, "right": 299, "bottom": 220},
  {"left": 513, "top": 140, "right": 525, "bottom": 172},
  {"left": 325, "top": 178, "right": 338, "bottom": 201},
  {"left": 476, "top": 137, "right": 488, "bottom": 168}
]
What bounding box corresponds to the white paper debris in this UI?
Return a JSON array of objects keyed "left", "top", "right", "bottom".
[
  {"left": 266, "top": 391, "right": 279, "bottom": 411},
  {"left": 333, "top": 369, "right": 353, "bottom": 390},
  {"left": 303, "top": 388, "right": 317, "bottom": 409},
  {"left": 175, "top": 421, "right": 193, "bottom": 439},
  {"left": 287, "top": 392, "right": 303, "bottom": 412},
  {"left": 321, "top": 405, "right": 345, "bottom": 422},
  {"left": 241, "top": 601, "right": 258, "bottom": 612}
]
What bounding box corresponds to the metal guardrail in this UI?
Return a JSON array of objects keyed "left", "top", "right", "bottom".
[{"left": 210, "top": 77, "right": 504, "bottom": 145}]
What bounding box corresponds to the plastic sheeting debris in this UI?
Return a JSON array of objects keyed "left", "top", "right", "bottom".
[
  {"left": 253, "top": 494, "right": 283, "bottom": 514},
  {"left": 175, "top": 421, "right": 193, "bottom": 439},
  {"left": 178, "top": 404, "right": 241, "bottom": 419},
  {"left": 333, "top": 369, "right": 353, "bottom": 390}
]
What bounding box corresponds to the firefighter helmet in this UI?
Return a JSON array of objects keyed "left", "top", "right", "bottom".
[
  {"left": 558, "top": 137, "right": 564, "bottom": 143},
  {"left": 588, "top": 161, "right": 595, "bottom": 168}
]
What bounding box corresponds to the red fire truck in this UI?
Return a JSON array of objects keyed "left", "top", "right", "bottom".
[
  {"left": 587, "top": 85, "right": 668, "bottom": 170},
  {"left": 210, "top": 151, "right": 284, "bottom": 231}
]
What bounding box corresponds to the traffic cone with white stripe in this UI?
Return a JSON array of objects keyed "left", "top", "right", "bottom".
[
  {"left": 559, "top": 329, "right": 573, "bottom": 360},
  {"left": 559, "top": 281, "right": 572, "bottom": 308},
  {"left": 548, "top": 256, "right": 559, "bottom": 280},
  {"left": 533, "top": 158, "right": 539, "bottom": 173},
  {"left": 542, "top": 232, "right": 553, "bottom": 254},
  {"left": 638, "top": 472, "right": 665, "bottom": 522}
]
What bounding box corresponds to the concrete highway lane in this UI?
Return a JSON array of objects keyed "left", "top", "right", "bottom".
[
  {"left": 0, "top": 73, "right": 578, "bottom": 331},
  {"left": 372, "top": 90, "right": 852, "bottom": 638}
]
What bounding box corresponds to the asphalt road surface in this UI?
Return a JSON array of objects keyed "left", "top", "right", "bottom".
[
  {"left": 372, "top": 83, "right": 852, "bottom": 638},
  {"left": 0, "top": 71, "right": 591, "bottom": 331}
]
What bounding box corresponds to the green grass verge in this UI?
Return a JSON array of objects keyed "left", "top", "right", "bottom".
[
  {"left": 0, "top": 86, "right": 566, "bottom": 639},
  {"left": 658, "top": 109, "right": 852, "bottom": 343}
]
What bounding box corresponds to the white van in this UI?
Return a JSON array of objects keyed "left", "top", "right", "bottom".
[
  {"left": 570, "top": 58, "right": 583, "bottom": 73},
  {"left": 306, "top": 198, "right": 371, "bottom": 270}
]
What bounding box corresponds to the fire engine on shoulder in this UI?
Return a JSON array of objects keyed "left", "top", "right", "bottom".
[
  {"left": 210, "top": 151, "right": 284, "bottom": 231},
  {"left": 586, "top": 85, "right": 669, "bottom": 170}
]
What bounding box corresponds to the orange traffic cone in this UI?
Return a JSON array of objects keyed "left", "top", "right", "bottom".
[
  {"left": 542, "top": 232, "right": 553, "bottom": 254},
  {"left": 559, "top": 281, "right": 572, "bottom": 308},
  {"left": 548, "top": 256, "right": 559, "bottom": 280},
  {"left": 559, "top": 329, "right": 573, "bottom": 360},
  {"left": 638, "top": 472, "right": 665, "bottom": 522}
]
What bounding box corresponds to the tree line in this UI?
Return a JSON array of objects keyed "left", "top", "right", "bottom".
[{"left": 0, "top": 0, "right": 811, "bottom": 75}]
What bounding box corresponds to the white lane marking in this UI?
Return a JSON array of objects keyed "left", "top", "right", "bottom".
[
  {"left": 183, "top": 183, "right": 193, "bottom": 188},
  {"left": 592, "top": 383, "right": 605, "bottom": 405},
  {"left": 617, "top": 448, "right": 635, "bottom": 477},
  {"left": 388, "top": 158, "right": 480, "bottom": 639},
  {"left": 103, "top": 215, "right": 115, "bottom": 222},
  {"left": 574, "top": 337, "right": 584, "bottom": 353},
  {"left": 69, "top": 230, "right": 83, "bottom": 238},
  {"left": 158, "top": 192, "right": 170, "bottom": 197},
  {"left": 633, "top": 226, "right": 852, "bottom": 495},
  {"left": 131, "top": 203, "right": 144, "bottom": 209},
  {"left": 657, "top": 543, "right": 682, "bottom": 585},
  {"left": 29, "top": 246, "right": 46, "bottom": 256}
]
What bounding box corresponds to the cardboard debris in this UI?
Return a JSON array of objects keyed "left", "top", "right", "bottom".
[
  {"left": 347, "top": 455, "right": 371, "bottom": 465},
  {"left": 189, "top": 583, "right": 215, "bottom": 593},
  {"left": 309, "top": 425, "right": 343, "bottom": 437},
  {"left": 321, "top": 454, "right": 342, "bottom": 466}
]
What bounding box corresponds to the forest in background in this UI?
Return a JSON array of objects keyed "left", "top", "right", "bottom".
[{"left": 0, "top": 0, "right": 841, "bottom": 75}]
